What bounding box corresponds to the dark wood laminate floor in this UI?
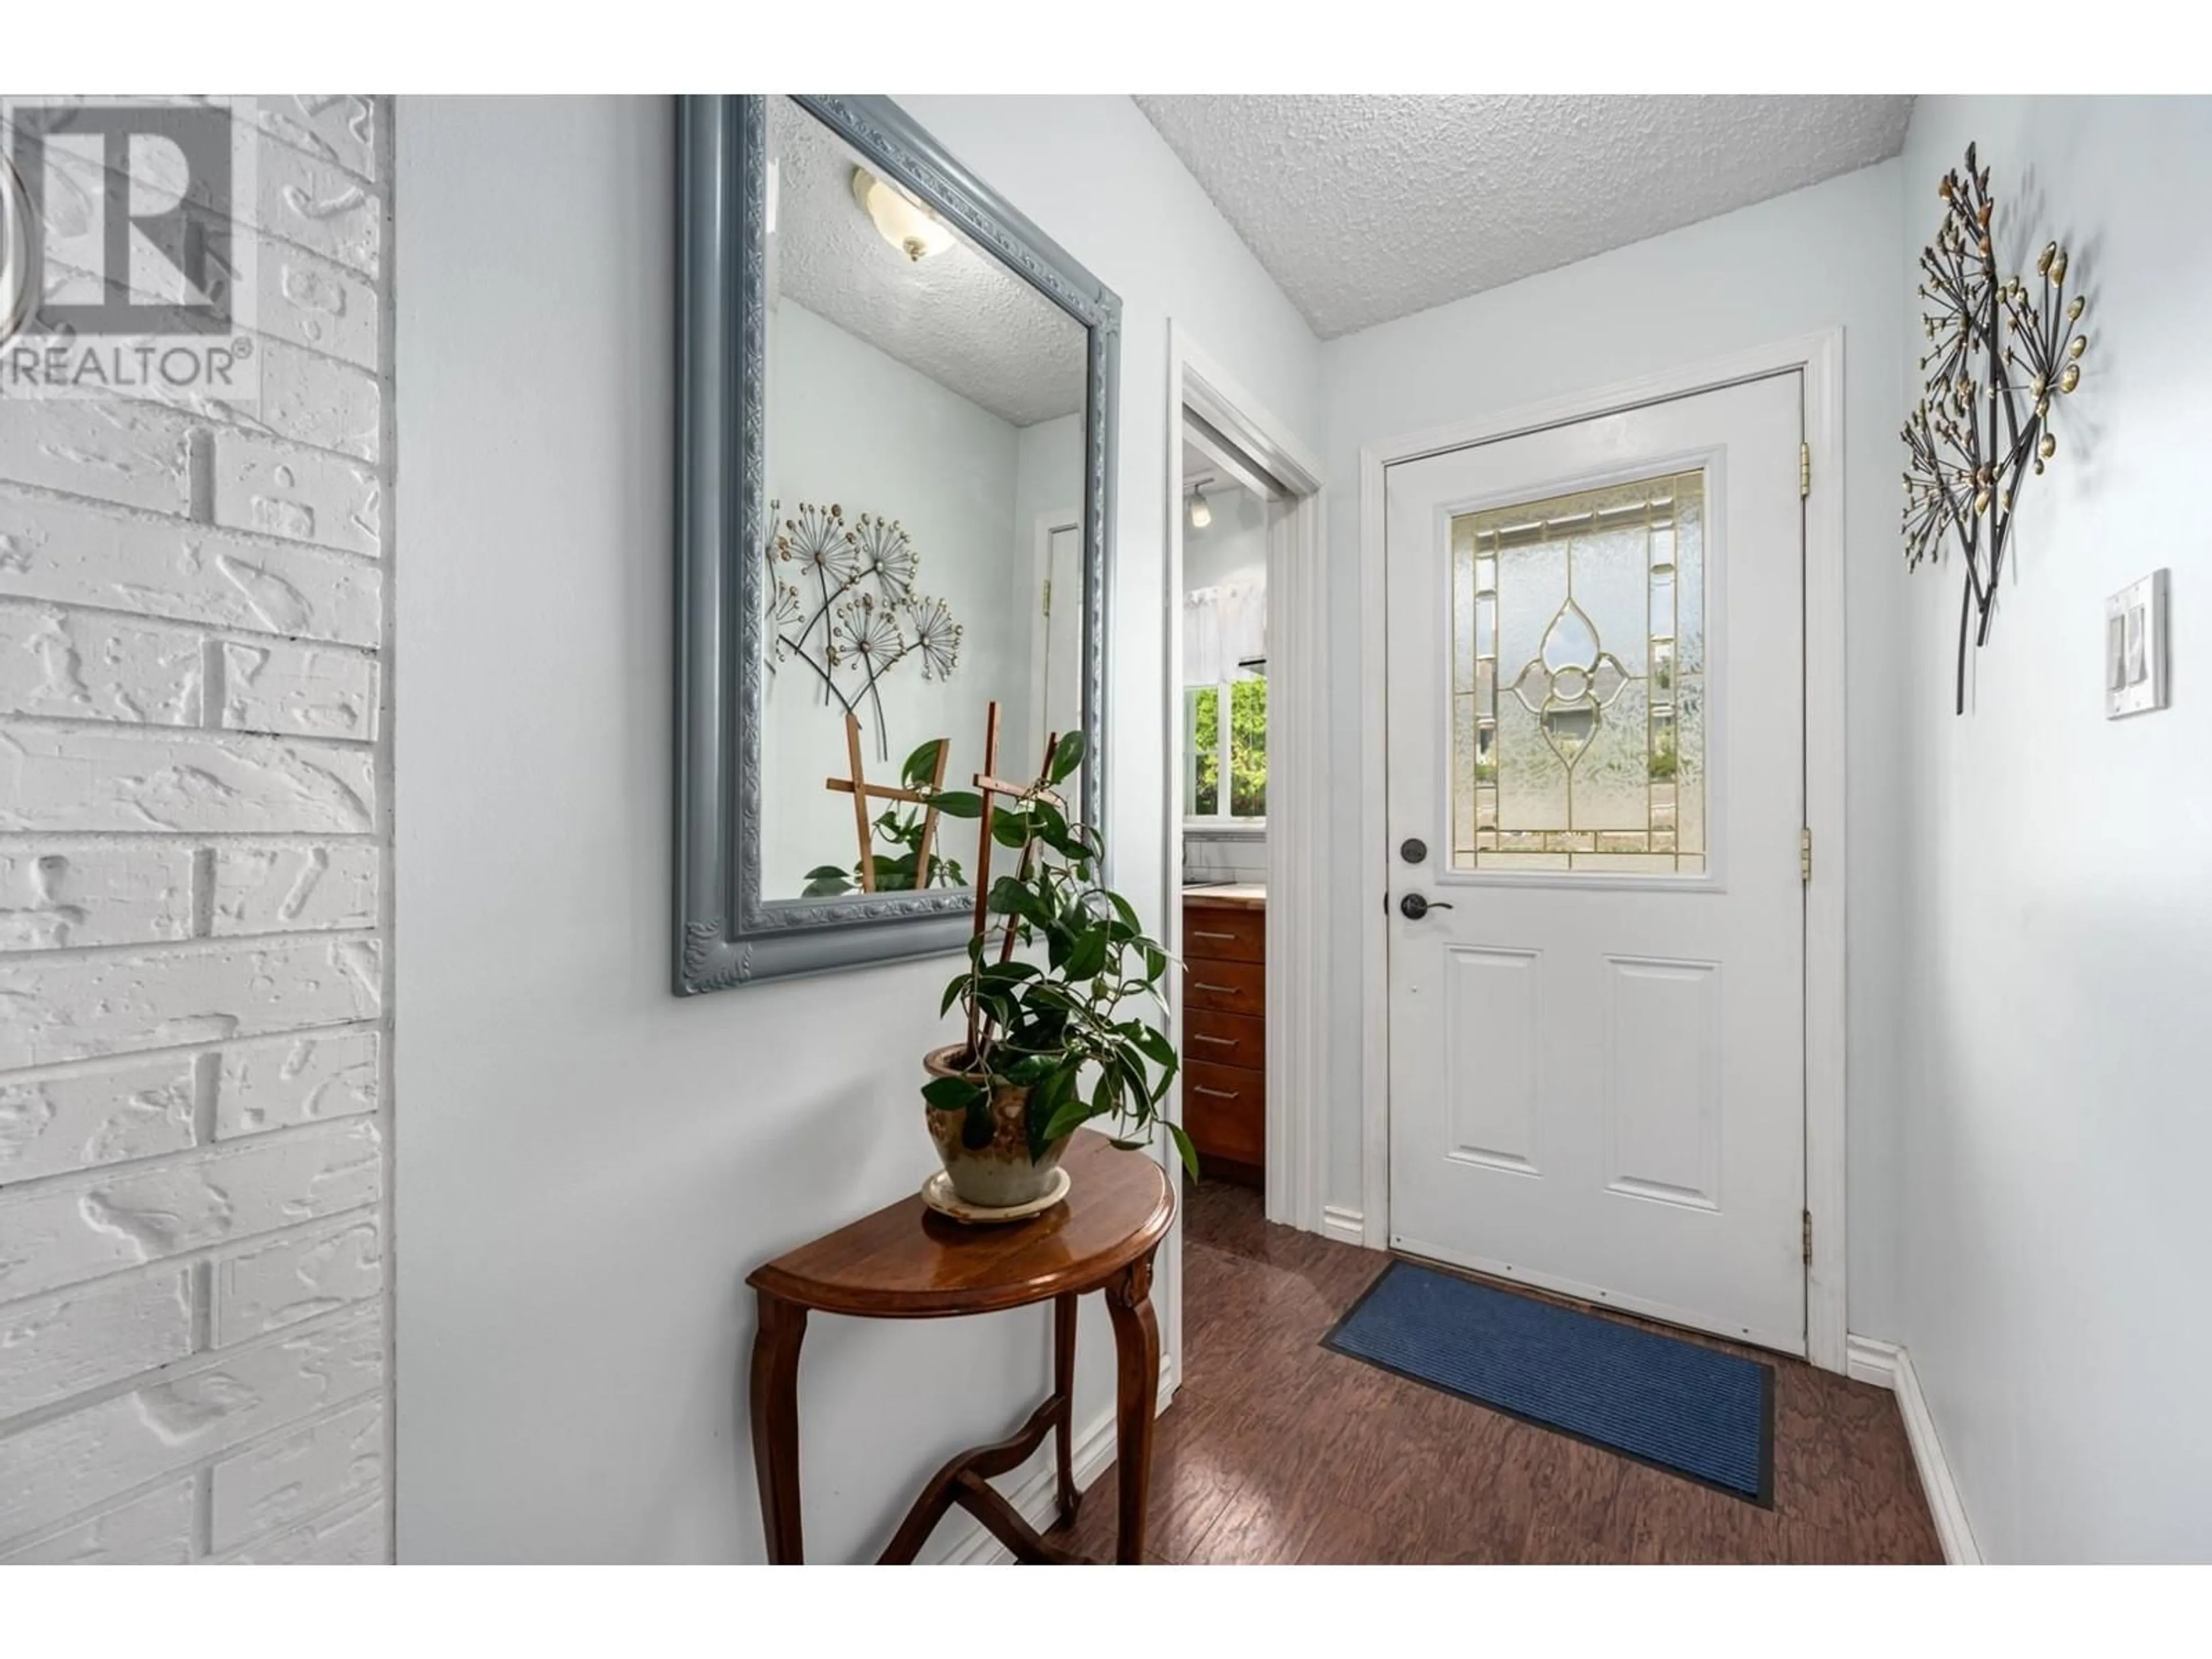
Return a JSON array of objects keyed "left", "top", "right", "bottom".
[{"left": 1048, "top": 1179, "right": 1942, "bottom": 1565}]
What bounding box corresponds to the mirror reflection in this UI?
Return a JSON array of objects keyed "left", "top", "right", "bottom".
[{"left": 761, "top": 96, "right": 1087, "bottom": 900}]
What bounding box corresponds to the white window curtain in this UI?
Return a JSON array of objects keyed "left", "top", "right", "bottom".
[{"left": 1183, "top": 582, "right": 1266, "bottom": 684}]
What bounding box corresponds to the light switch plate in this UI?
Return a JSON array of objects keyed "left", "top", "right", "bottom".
[{"left": 2105, "top": 569, "right": 2170, "bottom": 718}]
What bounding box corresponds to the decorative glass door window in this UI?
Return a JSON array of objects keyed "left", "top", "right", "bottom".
[{"left": 1451, "top": 470, "right": 1706, "bottom": 873}]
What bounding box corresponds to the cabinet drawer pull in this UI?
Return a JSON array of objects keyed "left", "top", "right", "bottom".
[
  {"left": 1192, "top": 982, "right": 1237, "bottom": 995},
  {"left": 1190, "top": 929, "right": 1238, "bottom": 942},
  {"left": 1190, "top": 1033, "right": 1235, "bottom": 1047},
  {"left": 1193, "top": 1085, "right": 1240, "bottom": 1100}
]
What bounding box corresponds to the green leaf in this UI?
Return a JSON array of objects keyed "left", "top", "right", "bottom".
[
  {"left": 1166, "top": 1121, "right": 1201, "bottom": 1181},
  {"left": 931, "top": 790, "right": 984, "bottom": 819},
  {"left": 1028, "top": 1065, "right": 1080, "bottom": 1158},
  {"left": 804, "top": 864, "right": 851, "bottom": 880},
  {"left": 991, "top": 808, "right": 1032, "bottom": 849},
  {"left": 1149, "top": 1050, "right": 1180, "bottom": 1104},
  {"left": 902, "top": 737, "right": 945, "bottom": 787},
  {"left": 801, "top": 874, "right": 852, "bottom": 897},
  {"left": 939, "top": 976, "right": 968, "bottom": 1018},
  {"left": 922, "top": 1075, "right": 983, "bottom": 1115},
  {"left": 1130, "top": 1022, "right": 1176, "bottom": 1070},
  {"left": 1040, "top": 1076, "right": 1093, "bottom": 1145},
  {"left": 1048, "top": 730, "right": 1086, "bottom": 784},
  {"left": 1003, "top": 1051, "right": 1058, "bottom": 1085},
  {"left": 1091, "top": 1059, "right": 1119, "bottom": 1123},
  {"left": 1065, "top": 923, "right": 1109, "bottom": 981}
]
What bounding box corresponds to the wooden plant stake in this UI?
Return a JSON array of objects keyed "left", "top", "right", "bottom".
[
  {"left": 965, "top": 701, "right": 1003, "bottom": 1060},
  {"left": 842, "top": 712, "right": 877, "bottom": 893},
  {"left": 826, "top": 720, "right": 956, "bottom": 894}
]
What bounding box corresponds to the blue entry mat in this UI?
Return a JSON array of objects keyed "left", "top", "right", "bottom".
[{"left": 1324, "top": 1260, "right": 1775, "bottom": 1504}]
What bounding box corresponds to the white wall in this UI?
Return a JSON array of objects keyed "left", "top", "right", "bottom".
[
  {"left": 762, "top": 300, "right": 1036, "bottom": 893},
  {"left": 1892, "top": 97, "right": 2212, "bottom": 1563},
  {"left": 1319, "top": 161, "right": 1911, "bottom": 1335},
  {"left": 1184, "top": 486, "right": 1268, "bottom": 592},
  {"left": 393, "top": 94, "right": 1320, "bottom": 1563},
  {"left": 0, "top": 97, "right": 392, "bottom": 1564}
]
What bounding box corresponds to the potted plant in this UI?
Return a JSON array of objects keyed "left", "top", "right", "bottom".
[{"left": 916, "top": 730, "right": 1194, "bottom": 1209}]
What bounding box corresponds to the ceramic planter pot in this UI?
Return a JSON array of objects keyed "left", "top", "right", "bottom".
[{"left": 922, "top": 1044, "right": 1071, "bottom": 1207}]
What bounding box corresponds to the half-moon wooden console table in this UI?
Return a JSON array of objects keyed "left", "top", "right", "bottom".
[{"left": 747, "top": 1130, "right": 1175, "bottom": 1564}]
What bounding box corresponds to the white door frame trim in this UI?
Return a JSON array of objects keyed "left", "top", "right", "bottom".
[
  {"left": 1358, "top": 328, "right": 1849, "bottom": 1374},
  {"left": 1162, "top": 323, "right": 1330, "bottom": 1393}
]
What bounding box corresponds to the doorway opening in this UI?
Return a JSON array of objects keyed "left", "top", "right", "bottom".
[{"left": 1157, "top": 331, "right": 1327, "bottom": 1407}]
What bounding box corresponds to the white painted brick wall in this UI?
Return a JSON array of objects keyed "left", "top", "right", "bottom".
[
  {"left": 0, "top": 1052, "right": 197, "bottom": 1181},
  {"left": 0, "top": 1476, "right": 194, "bottom": 1564},
  {"left": 209, "top": 1396, "right": 383, "bottom": 1551},
  {"left": 0, "top": 94, "right": 393, "bottom": 1564},
  {"left": 210, "top": 844, "right": 381, "bottom": 935},
  {"left": 219, "top": 642, "right": 381, "bottom": 740},
  {"left": 221, "top": 1491, "right": 384, "bottom": 1565},
  {"left": 0, "top": 606, "right": 206, "bottom": 728},
  {"left": 0, "top": 1272, "right": 195, "bottom": 1418},
  {"left": 0, "top": 1304, "right": 384, "bottom": 1537},
  {"left": 0, "top": 844, "right": 196, "bottom": 952},
  {"left": 212, "top": 1214, "right": 383, "bottom": 1344}
]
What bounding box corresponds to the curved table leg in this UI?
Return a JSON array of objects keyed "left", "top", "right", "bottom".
[
  {"left": 750, "top": 1293, "right": 809, "bottom": 1564},
  {"left": 1103, "top": 1251, "right": 1161, "bottom": 1565},
  {"left": 1053, "top": 1291, "right": 1081, "bottom": 1529}
]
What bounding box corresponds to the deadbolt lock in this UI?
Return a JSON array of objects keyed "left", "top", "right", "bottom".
[{"left": 1399, "top": 838, "right": 1427, "bottom": 864}]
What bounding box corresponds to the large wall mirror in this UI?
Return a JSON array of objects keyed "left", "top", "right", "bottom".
[{"left": 676, "top": 97, "right": 1120, "bottom": 991}]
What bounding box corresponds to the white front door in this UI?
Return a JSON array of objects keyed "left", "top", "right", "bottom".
[{"left": 1384, "top": 373, "right": 1807, "bottom": 1354}]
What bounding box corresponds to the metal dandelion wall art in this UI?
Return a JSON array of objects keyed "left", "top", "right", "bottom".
[
  {"left": 763, "top": 501, "right": 964, "bottom": 755},
  {"left": 1904, "top": 143, "right": 2092, "bottom": 713}
]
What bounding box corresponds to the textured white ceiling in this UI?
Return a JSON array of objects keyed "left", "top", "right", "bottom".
[
  {"left": 768, "top": 97, "right": 1085, "bottom": 427},
  {"left": 1135, "top": 95, "right": 1913, "bottom": 338}
]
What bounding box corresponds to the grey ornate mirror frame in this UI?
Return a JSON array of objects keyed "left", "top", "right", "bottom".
[{"left": 674, "top": 96, "right": 1121, "bottom": 993}]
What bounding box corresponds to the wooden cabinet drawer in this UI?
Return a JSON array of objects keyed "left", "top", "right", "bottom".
[
  {"left": 1184, "top": 956, "right": 1264, "bottom": 1018},
  {"left": 1183, "top": 902, "right": 1265, "bottom": 963},
  {"left": 1184, "top": 1059, "right": 1264, "bottom": 1166},
  {"left": 1184, "top": 1007, "right": 1264, "bottom": 1072}
]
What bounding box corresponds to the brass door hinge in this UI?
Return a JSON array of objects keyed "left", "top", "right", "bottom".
[
  {"left": 1802, "top": 1209, "right": 1814, "bottom": 1265},
  {"left": 1800, "top": 827, "right": 1813, "bottom": 884},
  {"left": 1800, "top": 441, "right": 1812, "bottom": 499}
]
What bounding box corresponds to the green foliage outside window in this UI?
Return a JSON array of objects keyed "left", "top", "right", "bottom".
[{"left": 1190, "top": 677, "right": 1267, "bottom": 820}]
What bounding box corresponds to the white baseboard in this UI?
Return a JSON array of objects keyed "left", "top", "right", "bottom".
[
  {"left": 1320, "top": 1205, "right": 1368, "bottom": 1247},
  {"left": 1845, "top": 1334, "right": 1982, "bottom": 1565}
]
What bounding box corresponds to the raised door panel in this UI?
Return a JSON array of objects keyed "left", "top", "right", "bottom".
[
  {"left": 1441, "top": 945, "right": 1542, "bottom": 1179},
  {"left": 1603, "top": 956, "right": 1723, "bottom": 1212}
]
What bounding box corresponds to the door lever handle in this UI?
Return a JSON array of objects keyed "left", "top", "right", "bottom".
[{"left": 1399, "top": 893, "right": 1455, "bottom": 920}]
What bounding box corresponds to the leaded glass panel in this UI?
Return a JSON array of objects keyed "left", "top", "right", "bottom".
[{"left": 1449, "top": 471, "right": 1707, "bottom": 874}]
